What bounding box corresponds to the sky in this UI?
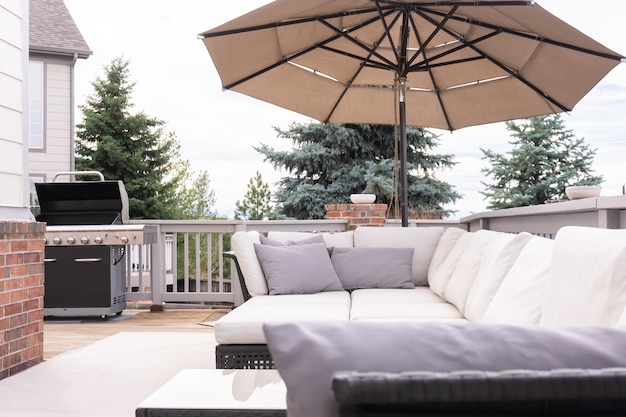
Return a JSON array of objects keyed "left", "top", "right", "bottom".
[{"left": 63, "top": 0, "right": 626, "bottom": 219}]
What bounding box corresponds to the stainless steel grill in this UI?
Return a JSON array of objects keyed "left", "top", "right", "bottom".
[{"left": 36, "top": 172, "right": 157, "bottom": 319}]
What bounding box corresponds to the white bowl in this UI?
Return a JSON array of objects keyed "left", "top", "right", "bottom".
[
  {"left": 565, "top": 185, "right": 601, "bottom": 200},
  {"left": 350, "top": 193, "right": 376, "bottom": 204}
]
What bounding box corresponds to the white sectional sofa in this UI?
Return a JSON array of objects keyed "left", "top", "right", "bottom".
[{"left": 215, "top": 225, "right": 626, "bottom": 369}]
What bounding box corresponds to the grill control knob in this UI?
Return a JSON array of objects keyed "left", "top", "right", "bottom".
[
  {"left": 44, "top": 237, "right": 48, "bottom": 245},
  {"left": 119, "top": 235, "right": 129, "bottom": 244},
  {"left": 53, "top": 236, "right": 63, "bottom": 245},
  {"left": 81, "top": 236, "right": 90, "bottom": 245},
  {"left": 66, "top": 236, "right": 76, "bottom": 245},
  {"left": 94, "top": 236, "right": 104, "bottom": 244}
]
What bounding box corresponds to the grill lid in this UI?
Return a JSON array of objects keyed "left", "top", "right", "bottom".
[{"left": 35, "top": 171, "right": 129, "bottom": 225}]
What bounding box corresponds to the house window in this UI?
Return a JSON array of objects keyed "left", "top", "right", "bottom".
[
  {"left": 29, "top": 175, "right": 45, "bottom": 217},
  {"left": 29, "top": 61, "right": 44, "bottom": 150}
]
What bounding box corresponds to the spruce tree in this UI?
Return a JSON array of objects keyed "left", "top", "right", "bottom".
[
  {"left": 257, "top": 123, "right": 460, "bottom": 219},
  {"left": 481, "top": 114, "right": 603, "bottom": 209},
  {"left": 75, "top": 58, "right": 188, "bottom": 219},
  {"left": 234, "top": 171, "right": 273, "bottom": 220}
]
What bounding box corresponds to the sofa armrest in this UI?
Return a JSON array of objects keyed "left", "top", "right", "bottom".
[
  {"left": 223, "top": 251, "right": 252, "bottom": 302},
  {"left": 332, "top": 368, "right": 626, "bottom": 416}
]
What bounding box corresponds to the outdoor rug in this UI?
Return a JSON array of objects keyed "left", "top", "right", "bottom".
[{"left": 0, "top": 332, "right": 216, "bottom": 417}]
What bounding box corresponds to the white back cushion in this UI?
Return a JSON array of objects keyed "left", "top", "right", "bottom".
[
  {"left": 541, "top": 226, "right": 626, "bottom": 326},
  {"left": 231, "top": 231, "right": 267, "bottom": 296},
  {"left": 464, "top": 232, "right": 534, "bottom": 322},
  {"left": 428, "top": 227, "right": 468, "bottom": 281},
  {"left": 267, "top": 230, "right": 354, "bottom": 248},
  {"left": 481, "top": 236, "right": 553, "bottom": 324},
  {"left": 428, "top": 231, "right": 473, "bottom": 297},
  {"left": 444, "top": 230, "right": 501, "bottom": 314},
  {"left": 354, "top": 226, "right": 444, "bottom": 286}
]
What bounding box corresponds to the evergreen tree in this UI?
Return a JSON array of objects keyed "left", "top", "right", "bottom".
[
  {"left": 481, "top": 114, "right": 603, "bottom": 209},
  {"left": 257, "top": 123, "right": 460, "bottom": 219},
  {"left": 75, "top": 58, "right": 188, "bottom": 219},
  {"left": 234, "top": 171, "right": 273, "bottom": 220},
  {"left": 178, "top": 170, "right": 217, "bottom": 219}
]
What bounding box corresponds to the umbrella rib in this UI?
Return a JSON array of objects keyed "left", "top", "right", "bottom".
[
  {"left": 201, "top": 8, "right": 380, "bottom": 38},
  {"left": 422, "top": 8, "right": 624, "bottom": 63},
  {"left": 414, "top": 10, "right": 571, "bottom": 112},
  {"left": 408, "top": 11, "right": 454, "bottom": 131},
  {"left": 406, "top": 4, "right": 459, "bottom": 69},
  {"left": 372, "top": 0, "right": 401, "bottom": 66}
]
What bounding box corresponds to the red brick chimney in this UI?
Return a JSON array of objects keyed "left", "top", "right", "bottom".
[{"left": 324, "top": 204, "right": 388, "bottom": 230}]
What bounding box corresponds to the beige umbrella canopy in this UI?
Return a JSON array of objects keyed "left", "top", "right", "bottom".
[{"left": 200, "top": 0, "right": 623, "bottom": 226}]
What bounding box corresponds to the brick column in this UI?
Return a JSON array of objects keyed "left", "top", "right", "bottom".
[
  {"left": 325, "top": 204, "right": 388, "bottom": 230},
  {"left": 0, "top": 221, "right": 46, "bottom": 380}
]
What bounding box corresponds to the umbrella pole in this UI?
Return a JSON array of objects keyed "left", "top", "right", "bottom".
[{"left": 399, "top": 77, "right": 409, "bottom": 227}]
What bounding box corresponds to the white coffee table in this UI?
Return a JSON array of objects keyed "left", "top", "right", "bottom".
[{"left": 136, "top": 369, "right": 286, "bottom": 417}]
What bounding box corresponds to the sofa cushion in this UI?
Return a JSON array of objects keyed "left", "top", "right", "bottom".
[
  {"left": 350, "top": 288, "right": 466, "bottom": 321},
  {"left": 354, "top": 226, "right": 444, "bottom": 286},
  {"left": 444, "top": 230, "right": 502, "bottom": 314},
  {"left": 330, "top": 247, "right": 414, "bottom": 290},
  {"left": 427, "top": 227, "right": 468, "bottom": 281},
  {"left": 264, "top": 321, "right": 626, "bottom": 417},
  {"left": 215, "top": 291, "right": 350, "bottom": 344},
  {"left": 541, "top": 226, "right": 626, "bottom": 326},
  {"left": 231, "top": 231, "right": 267, "bottom": 296},
  {"left": 464, "top": 232, "right": 533, "bottom": 322},
  {"left": 254, "top": 243, "right": 343, "bottom": 295},
  {"left": 259, "top": 234, "right": 324, "bottom": 246},
  {"left": 267, "top": 230, "right": 354, "bottom": 248},
  {"left": 480, "top": 236, "right": 554, "bottom": 324},
  {"left": 428, "top": 231, "right": 473, "bottom": 297}
]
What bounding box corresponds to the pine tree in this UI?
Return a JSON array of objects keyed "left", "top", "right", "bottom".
[
  {"left": 257, "top": 123, "right": 460, "bottom": 219},
  {"left": 178, "top": 170, "right": 217, "bottom": 219},
  {"left": 481, "top": 114, "right": 603, "bottom": 209},
  {"left": 234, "top": 171, "right": 273, "bottom": 220},
  {"left": 75, "top": 58, "right": 189, "bottom": 219}
]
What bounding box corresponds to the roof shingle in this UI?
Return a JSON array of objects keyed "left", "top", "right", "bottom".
[{"left": 29, "top": 0, "right": 92, "bottom": 59}]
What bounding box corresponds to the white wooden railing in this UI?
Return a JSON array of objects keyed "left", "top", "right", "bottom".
[{"left": 125, "top": 195, "right": 626, "bottom": 308}]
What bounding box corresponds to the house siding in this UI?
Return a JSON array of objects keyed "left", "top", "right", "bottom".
[
  {"left": 28, "top": 62, "right": 72, "bottom": 178},
  {"left": 0, "top": 0, "right": 27, "bottom": 209}
]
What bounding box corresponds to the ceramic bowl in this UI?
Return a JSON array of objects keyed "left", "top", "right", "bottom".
[
  {"left": 565, "top": 185, "right": 601, "bottom": 200},
  {"left": 350, "top": 193, "right": 376, "bottom": 204}
]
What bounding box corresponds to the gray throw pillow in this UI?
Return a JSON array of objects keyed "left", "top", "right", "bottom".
[
  {"left": 259, "top": 234, "right": 324, "bottom": 246},
  {"left": 254, "top": 243, "right": 343, "bottom": 295},
  {"left": 263, "top": 321, "right": 626, "bottom": 417},
  {"left": 330, "top": 247, "right": 414, "bottom": 290}
]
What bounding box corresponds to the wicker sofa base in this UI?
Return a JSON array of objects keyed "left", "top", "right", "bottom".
[{"left": 216, "top": 344, "right": 274, "bottom": 369}]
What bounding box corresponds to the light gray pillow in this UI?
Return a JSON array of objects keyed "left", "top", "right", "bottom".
[
  {"left": 330, "top": 247, "right": 414, "bottom": 290},
  {"left": 253, "top": 243, "right": 343, "bottom": 295},
  {"left": 259, "top": 234, "right": 324, "bottom": 247},
  {"left": 263, "top": 321, "right": 626, "bottom": 417}
]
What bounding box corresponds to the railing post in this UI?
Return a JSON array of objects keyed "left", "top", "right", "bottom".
[
  {"left": 598, "top": 209, "right": 620, "bottom": 229},
  {"left": 150, "top": 224, "right": 165, "bottom": 311}
]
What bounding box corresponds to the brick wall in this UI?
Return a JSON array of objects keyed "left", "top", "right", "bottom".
[
  {"left": 0, "top": 221, "right": 46, "bottom": 380},
  {"left": 325, "top": 204, "right": 388, "bottom": 230}
]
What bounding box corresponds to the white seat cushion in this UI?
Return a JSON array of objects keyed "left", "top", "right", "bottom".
[
  {"left": 215, "top": 291, "right": 351, "bottom": 344},
  {"left": 354, "top": 226, "right": 444, "bottom": 286},
  {"left": 480, "top": 236, "right": 553, "bottom": 324},
  {"left": 464, "top": 232, "right": 534, "bottom": 322},
  {"left": 541, "top": 226, "right": 626, "bottom": 326},
  {"left": 350, "top": 288, "right": 464, "bottom": 321}
]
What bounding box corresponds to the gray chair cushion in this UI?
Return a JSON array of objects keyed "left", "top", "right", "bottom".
[{"left": 263, "top": 321, "right": 626, "bottom": 417}]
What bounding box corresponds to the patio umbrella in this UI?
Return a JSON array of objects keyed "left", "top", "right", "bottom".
[{"left": 200, "top": 0, "right": 624, "bottom": 226}]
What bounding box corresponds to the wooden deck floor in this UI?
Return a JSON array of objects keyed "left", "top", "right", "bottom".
[{"left": 43, "top": 308, "right": 230, "bottom": 360}]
